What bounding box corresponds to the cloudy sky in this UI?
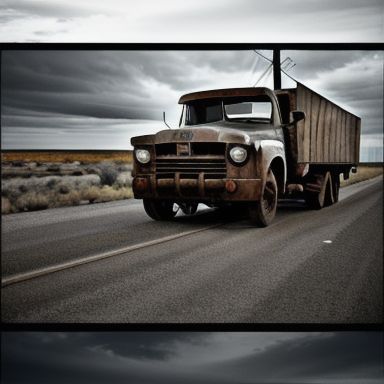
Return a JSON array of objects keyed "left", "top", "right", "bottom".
[
  {"left": 0, "top": 0, "right": 383, "bottom": 43},
  {"left": 1, "top": 1, "right": 383, "bottom": 161},
  {"left": 2, "top": 332, "right": 383, "bottom": 384},
  {"left": 1, "top": 49, "right": 383, "bottom": 161}
]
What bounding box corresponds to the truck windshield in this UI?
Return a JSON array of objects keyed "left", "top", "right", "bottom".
[
  {"left": 183, "top": 98, "right": 273, "bottom": 126},
  {"left": 184, "top": 101, "right": 222, "bottom": 125}
]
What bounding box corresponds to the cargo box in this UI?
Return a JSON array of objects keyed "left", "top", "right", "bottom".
[{"left": 276, "top": 82, "right": 360, "bottom": 165}]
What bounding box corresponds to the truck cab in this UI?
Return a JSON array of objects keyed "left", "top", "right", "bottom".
[{"left": 131, "top": 87, "right": 290, "bottom": 226}]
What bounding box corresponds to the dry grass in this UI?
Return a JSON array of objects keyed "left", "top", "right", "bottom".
[
  {"left": 1, "top": 150, "right": 133, "bottom": 163},
  {"left": 340, "top": 164, "right": 383, "bottom": 187},
  {"left": 1, "top": 186, "right": 134, "bottom": 214}
]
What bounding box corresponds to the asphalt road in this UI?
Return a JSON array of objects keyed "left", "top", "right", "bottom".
[{"left": 2, "top": 176, "right": 382, "bottom": 324}]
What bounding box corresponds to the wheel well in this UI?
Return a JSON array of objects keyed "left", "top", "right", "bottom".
[{"left": 269, "top": 157, "right": 285, "bottom": 195}]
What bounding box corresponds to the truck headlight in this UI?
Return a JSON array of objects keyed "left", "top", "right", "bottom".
[
  {"left": 135, "top": 149, "right": 151, "bottom": 164},
  {"left": 229, "top": 146, "right": 248, "bottom": 164}
]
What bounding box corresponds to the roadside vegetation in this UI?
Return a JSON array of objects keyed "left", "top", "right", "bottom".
[
  {"left": 1, "top": 157, "right": 382, "bottom": 215},
  {"left": 2, "top": 160, "right": 133, "bottom": 214},
  {"left": 1, "top": 150, "right": 133, "bottom": 163},
  {"left": 340, "top": 164, "right": 383, "bottom": 187}
]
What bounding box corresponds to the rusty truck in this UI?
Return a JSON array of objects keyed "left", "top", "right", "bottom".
[{"left": 131, "top": 82, "right": 360, "bottom": 226}]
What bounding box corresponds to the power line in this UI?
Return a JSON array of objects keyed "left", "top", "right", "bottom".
[{"left": 253, "top": 50, "right": 297, "bottom": 87}]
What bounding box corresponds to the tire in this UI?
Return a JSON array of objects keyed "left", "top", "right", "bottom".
[
  {"left": 143, "top": 199, "right": 179, "bottom": 221},
  {"left": 178, "top": 202, "right": 199, "bottom": 215},
  {"left": 305, "top": 172, "right": 334, "bottom": 209},
  {"left": 249, "top": 169, "right": 278, "bottom": 227},
  {"left": 331, "top": 173, "right": 340, "bottom": 203}
]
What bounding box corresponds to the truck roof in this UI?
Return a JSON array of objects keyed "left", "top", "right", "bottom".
[{"left": 178, "top": 87, "right": 272, "bottom": 104}]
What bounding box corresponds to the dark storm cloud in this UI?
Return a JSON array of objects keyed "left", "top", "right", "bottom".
[
  {"left": 284, "top": 51, "right": 368, "bottom": 77},
  {"left": 283, "top": 50, "right": 384, "bottom": 138},
  {"left": 1, "top": 51, "right": 165, "bottom": 121},
  {"left": 2, "top": 332, "right": 210, "bottom": 362},
  {"left": 1, "top": 49, "right": 382, "bottom": 156},
  {"left": 4, "top": 91, "right": 158, "bottom": 120},
  {"left": 2, "top": 332, "right": 383, "bottom": 384},
  {"left": 1, "top": 332, "right": 213, "bottom": 384},
  {"left": 1, "top": 50, "right": 254, "bottom": 121},
  {"left": 2, "top": 51, "right": 96, "bottom": 93},
  {"left": 3, "top": 49, "right": 380, "bottom": 120},
  {"left": 204, "top": 332, "right": 384, "bottom": 383},
  {"left": 2, "top": 51, "right": 143, "bottom": 94},
  {"left": 276, "top": 332, "right": 383, "bottom": 380},
  {"left": 1, "top": 333, "right": 143, "bottom": 384},
  {"left": 79, "top": 331, "right": 211, "bottom": 360}
]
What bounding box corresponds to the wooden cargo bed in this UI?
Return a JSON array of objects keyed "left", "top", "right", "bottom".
[{"left": 277, "top": 82, "right": 361, "bottom": 166}]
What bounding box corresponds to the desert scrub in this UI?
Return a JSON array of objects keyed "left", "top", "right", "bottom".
[
  {"left": 80, "top": 186, "right": 102, "bottom": 203},
  {"left": 116, "top": 171, "right": 133, "bottom": 188},
  {"left": 14, "top": 191, "right": 50, "bottom": 212},
  {"left": 97, "top": 160, "right": 119, "bottom": 186},
  {"left": 2, "top": 197, "right": 13, "bottom": 214},
  {"left": 53, "top": 189, "right": 82, "bottom": 208},
  {"left": 1, "top": 172, "right": 133, "bottom": 214},
  {"left": 2, "top": 175, "right": 100, "bottom": 198},
  {"left": 81, "top": 185, "right": 134, "bottom": 203}
]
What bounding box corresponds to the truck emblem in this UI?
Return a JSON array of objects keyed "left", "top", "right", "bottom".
[{"left": 179, "top": 131, "right": 194, "bottom": 140}]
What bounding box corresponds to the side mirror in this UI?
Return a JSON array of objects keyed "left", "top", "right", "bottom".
[{"left": 292, "top": 110, "right": 305, "bottom": 123}]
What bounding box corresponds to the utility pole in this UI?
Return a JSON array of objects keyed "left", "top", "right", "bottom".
[{"left": 273, "top": 49, "right": 281, "bottom": 90}]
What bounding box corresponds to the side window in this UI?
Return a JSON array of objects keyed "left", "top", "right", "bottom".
[{"left": 186, "top": 105, "right": 198, "bottom": 125}]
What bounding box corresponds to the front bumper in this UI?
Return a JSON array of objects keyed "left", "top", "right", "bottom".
[{"left": 132, "top": 174, "right": 261, "bottom": 202}]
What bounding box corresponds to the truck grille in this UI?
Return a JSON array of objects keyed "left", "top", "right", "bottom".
[
  {"left": 155, "top": 142, "right": 227, "bottom": 179},
  {"left": 156, "top": 142, "right": 226, "bottom": 156},
  {"left": 156, "top": 157, "right": 227, "bottom": 178}
]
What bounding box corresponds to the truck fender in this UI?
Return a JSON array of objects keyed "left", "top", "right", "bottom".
[{"left": 254, "top": 140, "right": 287, "bottom": 194}]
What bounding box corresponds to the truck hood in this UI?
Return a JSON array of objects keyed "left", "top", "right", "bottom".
[{"left": 155, "top": 121, "right": 283, "bottom": 145}]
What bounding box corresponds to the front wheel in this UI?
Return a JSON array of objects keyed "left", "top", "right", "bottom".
[
  {"left": 143, "top": 199, "right": 179, "bottom": 221},
  {"left": 178, "top": 202, "right": 199, "bottom": 215},
  {"left": 249, "top": 169, "right": 278, "bottom": 227}
]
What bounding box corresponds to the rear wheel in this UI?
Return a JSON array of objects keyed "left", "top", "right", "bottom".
[
  {"left": 331, "top": 173, "right": 340, "bottom": 203},
  {"left": 143, "top": 199, "right": 179, "bottom": 221},
  {"left": 305, "top": 172, "right": 334, "bottom": 209},
  {"left": 249, "top": 169, "right": 278, "bottom": 227}
]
